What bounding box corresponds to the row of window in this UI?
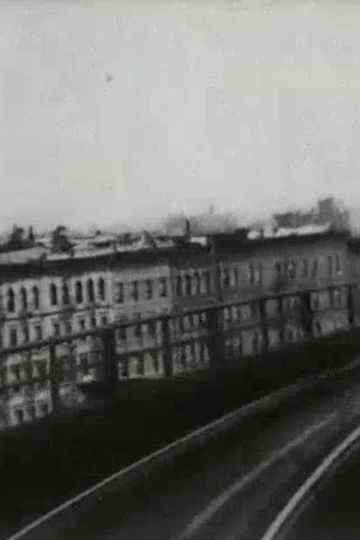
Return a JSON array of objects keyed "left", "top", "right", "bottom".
[
  {"left": 172, "top": 342, "right": 210, "bottom": 372},
  {"left": 118, "top": 351, "right": 164, "bottom": 378},
  {"left": 312, "top": 289, "right": 343, "bottom": 309},
  {"left": 5, "top": 275, "right": 169, "bottom": 314},
  {"left": 3, "top": 285, "right": 346, "bottom": 349},
  {"left": 6, "top": 313, "right": 110, "bottom": 347},
  {"left": 175, "top": 271, "right": 211, "bottom": 298},
  {"left": 221, "top": 265, "right": 263, "bottom": 289},
  {"left": 10, "top": 401, "right": 50, "bottom": 425},
  {"left": 2, "top": 252, "right": 344, "bottom": 316},
  {"left": 223, "top": 304, "right": 260, "bottom": 325},
  {"left": 5, "top": 277, "right": 107, "bottom": 314},
  {"left": 114, "top": 277, "right": 168, "bottom": 304},
  {"left": 0, "top": 359, "right": 48, "bottom": 386},
  {"left": 275, "top": 254, "right": 342, "bottom": 281}
]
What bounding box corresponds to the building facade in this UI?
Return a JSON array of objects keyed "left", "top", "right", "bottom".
[{"left": 0, "top": 229, "right": 355, "bottom": 429}]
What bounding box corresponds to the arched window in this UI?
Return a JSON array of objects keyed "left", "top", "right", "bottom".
[
  {"left": 20, "top": 287, "right": 27, "bottom": 311},
  {"left": 76, "top": 281, "right": 83, "bottom": 304},
  {"left": 7, "top": 288, "right": 15, "bottom": 313},
  {"left": 50, "top": 284, "right": 58, "bottom": 306},
  {"left": 62, "top": 282, "right": 70, "bottom": 305},
  {"left": 87, "top": 279, "right": 95, "bottom": 303},
  {"left": 98, "top": 277, "right": 106, "bottom": 301},
  {"left": 32, "top": 286, "right": 40, "bottom": 310}
]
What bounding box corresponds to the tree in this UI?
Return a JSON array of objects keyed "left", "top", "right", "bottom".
[{"left": 8, "top": 225, "right": 25, "bottom": 248}]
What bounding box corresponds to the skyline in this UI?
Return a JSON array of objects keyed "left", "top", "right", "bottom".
[{"left": 1, "top": 1, "right": 360, "bottom": 231}]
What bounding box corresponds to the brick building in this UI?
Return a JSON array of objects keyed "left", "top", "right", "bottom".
[{"left": 0, "top": 228, "right": 355, "bottom": 428}]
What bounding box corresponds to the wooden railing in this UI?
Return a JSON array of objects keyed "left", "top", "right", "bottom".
[{"left": 0, "top": 283, "right": 356, "bottom": 429}]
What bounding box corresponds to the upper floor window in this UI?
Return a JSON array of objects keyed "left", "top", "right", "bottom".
[
  {"left": 152, "top": 354, "right": 160, "bottom": 374},
  {"left": 231, "top": 267, "right": 239, "bottom": 288},
  {"left": 334, "top": 288, "right": 342, "bottom": 305},
  {"left": 312, "top": 292, "right": 320, "bottom": 309},
  {"left": 50, "top": 284, "right": 58, "bottom": 306},
  {"left": 7, "top": 288, "right": 15, "bottom": 313},
  {"left": 79, "top": 319, "right": 86, "bottom": 332},
  {"left": 23, "top": 326, "right": 30, "bottom": 343},
  {"left": 275, "top": 262, "right": 282, "bottom": 280},
  {"left": 61, "top": 282, "right": 70, "bottom": 306},
  {"left": 11, "top": 364, "right": 21, "bottom": 382},
  {"left": 203, "top": 271, "right": 211, "bottom": 294},
  {"left": 254, "top": 265, "right": 262, "bottom": 285},
  {"left": 98, "top": 277, "right": 106, "bottom": 301},
  {"left": 134, "top": 324, "right": 142, "bottom": 338},
  {"left": 75, "top": 281, "right": 83, "bottom": 304},
  {"left": 79, "top": 353, "right": 89, "bottom": 376},
  {"left": 148, "top": 320, "right": 157, "bottom": 337},
  {"left": 101, "top": 315, "right": 108, "bottom": 326},
  {"left": 115, "top": 282, "right": 124, "bottom": 304},
  {"left": 159, "top": 277, "right": 167, "bottom": 298},
  {"left": 248, "top": 264, "right": 255, "bottom": 285},
  {"left": 288, "top": 261, "right": 296, "bottom": 280},
  {"left": 136, "top": 356, "right": 144, "bottom": 376},
  {"left": 14, "top": 408, "right": 24, "bottom": 424},
  {"left": 9, "top": 328, "right": 18, "bottom": 347},
  {"left": 185, "top": 274, "right": 192, "bottom": 296},
  {"left": 335, "top": 254, "right": 342, "bottom": 275},
  {"left": 20, "top": 287, "right": 28, "bottom": 311},
  {"left": 302, "top": 259, "right": 308, "bottom": 278},
  {"left": 327, "top": 255, "right": 333, "bottom": 278},
  {"left": 315, "top": 320, "right": 322, "bottom": 335},
  {"left": 222, "top": 268, "right": 230, "bottom": 289},
  {"left": 251, "top": 302, "right": 259, "bottom": 319},
  {"left": 224, "top": 307, "right": 231, "bottom": 322},
  {"left": 35, "top": 324, "right": 43, "bottom": 341},
  {"left": 32, "top": 286, "right": 40, "bottom": 310},
  {"left": 311, "top": 258, "right": 318, "bottom": 278},
  {"left": 64, "top": 321, "right": 72, "bottom": 334},
  {"left": 118, "top": 326, "right": 127, "bottom": 342},
  {"left": 145, "top": 279, "right": 153, "bottom": 300},
  {"left": 131, "top": 281, "right": 139, "bottom": 302},
  {"left": 52, "top": 321, "right": 60, "bottom": 337},
  {"left": 176, "top": 275, "right": 182, "bottom": 297},
  {"left": 194, "top": 272, "right": 201, "bottom": 295},
  {"left": 87, "top": 279, "right": 95, "bottom": 303}
]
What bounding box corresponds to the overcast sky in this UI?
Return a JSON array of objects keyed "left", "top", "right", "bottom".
[{"left": 1, "top": 0, "right": 360, "bottom": 232}]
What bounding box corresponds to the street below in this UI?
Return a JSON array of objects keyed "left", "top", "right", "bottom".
[{"left": 8, "top": 363, "right": 360, "bottom": 540}]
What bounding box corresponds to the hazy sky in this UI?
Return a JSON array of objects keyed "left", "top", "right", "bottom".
[{"left": 1, "top": 0, "right": 360, "bottom": 231}]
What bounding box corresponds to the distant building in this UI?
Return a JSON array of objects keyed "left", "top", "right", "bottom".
[{"left": 273, "top": 198, "right": 350, "bottom": 232}]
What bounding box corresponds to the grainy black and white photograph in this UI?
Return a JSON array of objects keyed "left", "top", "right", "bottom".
[{"left": 2, "top": 1, "right": 360, "bottom": 539}]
